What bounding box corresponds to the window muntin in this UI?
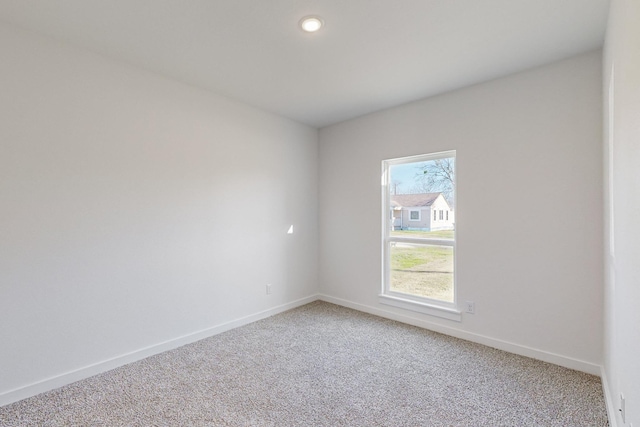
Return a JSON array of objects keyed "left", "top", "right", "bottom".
[{"left": 382, "top": 151, "right": 456, "bottom": 309}]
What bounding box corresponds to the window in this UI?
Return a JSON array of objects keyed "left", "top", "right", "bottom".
[{"left": 381, "top": 151, "right": 458, "bottom": 320}]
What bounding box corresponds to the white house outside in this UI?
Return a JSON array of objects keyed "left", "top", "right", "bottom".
[{"left": 390, "top": 193, "right": 454, "bottom": 231}]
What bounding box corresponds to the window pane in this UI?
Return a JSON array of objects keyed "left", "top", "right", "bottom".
[
  {"left": 389, "top": 243, "right": 454, "bottom": 303},
  {"left": 385, "top": 152, "right": 455, "bottom": 307}
]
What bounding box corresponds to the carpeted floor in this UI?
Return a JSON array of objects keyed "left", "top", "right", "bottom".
[{"left": 0, "top": 301, "right": 608, "bottom": 426}]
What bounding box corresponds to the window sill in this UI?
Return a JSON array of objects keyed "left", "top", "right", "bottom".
[{"left": 378, "top": 294, "right": 462, "bottom": 322}]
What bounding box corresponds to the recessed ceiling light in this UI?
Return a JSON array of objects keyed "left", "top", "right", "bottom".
[{"left": 299, "top": 16, "right": 323, "bottom": 33}]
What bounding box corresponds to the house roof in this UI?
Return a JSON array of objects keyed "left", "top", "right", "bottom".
[{"left": 391, "top": 193, "right": 444, "bottom": 208}]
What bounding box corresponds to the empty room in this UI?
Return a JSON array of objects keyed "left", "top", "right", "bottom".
[{"left": 1, "top": 1, "right": 638, "bottom": 426}]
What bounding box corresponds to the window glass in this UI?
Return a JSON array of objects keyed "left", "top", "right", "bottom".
[{"left": 383, "top": 152, "right": 456, "bottom": 306}]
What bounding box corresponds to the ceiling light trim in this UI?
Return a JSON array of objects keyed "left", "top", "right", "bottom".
[{"left": 299, "top": 16, "right": 324, "bottom": 33}]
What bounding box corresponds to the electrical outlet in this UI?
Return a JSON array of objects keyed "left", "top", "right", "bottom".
[
  {"left": 620, "top": 393, "right": 626, "bottom": 423},
  {"left": 465, "top": 301, "right": 475, "bottom": 314},
  {"left": 266, "top": 284, "right": 272, "bottom": 295}
]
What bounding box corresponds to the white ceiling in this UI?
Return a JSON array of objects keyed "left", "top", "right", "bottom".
[{"left": 0, "top": 0, "right": 609, "bottom": 128}]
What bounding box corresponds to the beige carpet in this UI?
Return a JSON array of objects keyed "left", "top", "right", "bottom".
[{"left": 0, "top": 301, "right": 608, "bottom": 426}]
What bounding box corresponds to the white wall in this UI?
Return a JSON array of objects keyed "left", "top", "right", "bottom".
[
  {"left": 0, "top": 23, "right": 318, "bottom": 404},
  {"left": 603, "top": 1, "right": 640, "bottom": 426},
  {"left": 318, "top": 51, "right": 603, "bottom": 373}
]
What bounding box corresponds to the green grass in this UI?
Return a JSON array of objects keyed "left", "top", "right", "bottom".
[
  {"left": 390, "top": 229, "right": 454, "bottom": 239},
  {"left": 391, "top": 245, "right": 452, "bottom": 269},
  {"left": 390, "top": 245, "right": 454, "bottom": 302}
]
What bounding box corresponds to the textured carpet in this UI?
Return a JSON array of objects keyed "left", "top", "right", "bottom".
[{"left": 0, "top": 301, "right": 608, "bottom": 426}]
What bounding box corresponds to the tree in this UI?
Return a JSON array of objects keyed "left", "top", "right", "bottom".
[
  {"left": 390, "top": 180, "right": 403, "bottom": 195},
  {"left": 412, "top": 158, "right": 455, "bottom": 203}
]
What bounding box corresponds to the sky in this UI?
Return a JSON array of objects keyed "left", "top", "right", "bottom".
[{"left": 389, "top": 161, "right": 429, "bottom": 194}]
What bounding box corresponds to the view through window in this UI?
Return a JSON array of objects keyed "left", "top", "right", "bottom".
[{"left": 382, "top": 151, "right": 456, "bottom": 305}]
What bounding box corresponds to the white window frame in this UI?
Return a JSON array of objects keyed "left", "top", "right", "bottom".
[
  {"left": 380, "top": 150, "right": 460, "bottom": 321},
  {"left": 409, "top": 210, "right": 421, "bottom": 221}
]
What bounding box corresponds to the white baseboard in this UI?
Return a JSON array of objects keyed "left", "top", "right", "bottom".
[
  {"left": 318, "top": 294, "right": 602, "bottom": 376},
  {"left": 0, "top": 294, "right": 319, "bottom": 408},
  {"left": 600, "top": 367, "right": 618, "bottom": 427},
  {"left": 1, "top": 293, "right": 606, "bottom": 411}
]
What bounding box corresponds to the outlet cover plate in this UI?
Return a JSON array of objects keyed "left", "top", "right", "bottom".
[{"left": 465, "top": 301, "right": 475, "bottom": 314}]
